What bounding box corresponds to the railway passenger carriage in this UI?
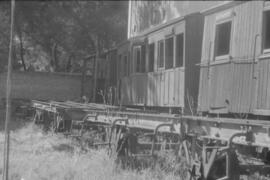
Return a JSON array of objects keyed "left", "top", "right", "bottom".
[
  {"left": 117, "top": 13, "right": 204, "bottom": 114},
  {"left": 198, "top": 1, "right": 270, "bottom": 117},
  {"left": 114, "top": 1, "right": 270, "bottom": 118}
]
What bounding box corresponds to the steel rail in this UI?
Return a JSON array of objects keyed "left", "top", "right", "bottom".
[{"left": 32, "top": 100, "right": 270, "bottom": 127}]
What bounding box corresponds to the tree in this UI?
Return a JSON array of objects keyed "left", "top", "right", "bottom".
[{"left": 10, "top": 1, "right": 128, "bottom": 72}]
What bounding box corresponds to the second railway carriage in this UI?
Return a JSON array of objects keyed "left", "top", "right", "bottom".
[
  {"left": 117, "top": 13, "right": 204, "bottom": 114},
  {"left": 198, "top": 1, "right": 270, "bottom": 118}
]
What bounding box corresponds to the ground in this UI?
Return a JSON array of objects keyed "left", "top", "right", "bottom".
[{"left": 0, "top": 108, "right": 268, "bottom": 180}]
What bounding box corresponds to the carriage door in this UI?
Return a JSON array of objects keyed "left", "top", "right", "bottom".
[
  {"left": 209, "top": 15, "right": 233, "bottom": 113},
  {"left": 255, "top": 9, "right": 270, "bottom": 115}
]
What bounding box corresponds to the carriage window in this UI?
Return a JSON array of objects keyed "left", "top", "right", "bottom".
[
  {"left": 118, "top": 54, "right": 122, "bottom": 77},
  {"left": 133, "top": 46, "right": 146, "bottom": 73},
  {"left": 176, "top": 33, "right": 184, "bottom": 67},
  {"left": 148, "top": 43, "right": 155, "bottom": 72},
  {"left": 215, "top": 21, "right": 231, "bottom": 57},
  {"left": 127, "top": 52, "right": 130, "bottom": 76},
  {"left": 141, "top": 45, "right": 146, "bottom": 73},
  {"left": 158, "top": 40, "right": 164, "bottom": 68},
  {"left": 165, "top": 37, "right": 174, "bottom": 69},
  {"left": 124, "top": 55, "right": 128, "bottom": 76},
  {"left": 136, "top": 47, "right": 141, "bottom": 73},
  {"left": 264, "top": 10, "right": 270, "bottom": 50}
]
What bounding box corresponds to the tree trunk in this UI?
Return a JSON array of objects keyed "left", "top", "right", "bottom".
[
  {"left": 92, "top": 36, "right": 99, "bottom": 103},
  {"left": 81, "top": 58, "right": 87, "bottom": 98},
  {"left": 66, "top": 53, "right": 73, "bottom": 72},
  {"left": 53, "top": 43, "right": 58, "bottom": 71},
  {"left": 18, "top": 29, "right": 26, "bottom": 71},
  {"left": 51, "top": 43, "right": 58, "bottom": 72}
]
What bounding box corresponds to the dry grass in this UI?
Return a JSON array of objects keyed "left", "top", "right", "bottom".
[{"left": 0, "top": 123, "right": 185, "bottom": 180}]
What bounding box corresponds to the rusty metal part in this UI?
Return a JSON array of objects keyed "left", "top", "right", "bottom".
[{"left": 151, "top": 123, "right": 173, "bottom": 156}]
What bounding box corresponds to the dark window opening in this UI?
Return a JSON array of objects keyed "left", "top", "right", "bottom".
[
  {"left": 264, "top": 10, "right": 270, "bottom": 50},
  {"left": 148, "top": 43, "right": 155, "bottom": 72},
  {"left": 133, "top": 46, "right": 145, "bottom": 73},
  {"left": 118, "top": 54, "right": 122, "bottom": 78},
  {"left": 124, "top": 55, "right": 128, "bottom": 76},
  {"left": 158, "top": 40, "right": 164, "bottom": 68},
  {"left": 165, "top": 37, "right": 174, "bottom": 69},
  {"left": 215, "top": 21, "right": 231, "bottom": 57},
  {"left": 141, "top": 45, "right": 146, "bottom": 73},
  {"left": 127, "top": 52, "right": 130, "bottom": 75},
  {"left": 136, "top": 48, "right": 141, "bottom": 73},
  {"left": 176, "top": 33, "right": 184, "bottom": 67},
  {"left": 133, "top": 45, "right": 146, "bottom": 73}
]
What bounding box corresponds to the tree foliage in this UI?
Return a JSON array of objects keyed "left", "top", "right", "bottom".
[{"left": 0, "top": 1, "right": 128, "bottom": 72}]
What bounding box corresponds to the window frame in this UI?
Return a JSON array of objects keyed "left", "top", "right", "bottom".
[
  {"left": 262, "top": 8, "right": 270, "bottom": 54},
  {"left": 148, "top": 42, "right": 155, "bottom": 72},
  {"left": 165, "top": 35, "right": 174, "bottom": 70},
  {"left": 213, "top": 19, "right": 233, "bottom": 61},
  {"left": 141, "top": 44, "right": 146, "bottom": 73},
  {"left": 127, "top": 51, "right": 131, "bottom": 76},
  {"left": 133, "top": 45, "right": 146, "bottom": 74},
  {"left": 157, "top": 39, "right": 165, "bottom": 70},
  {"left": 118, "top": 54, "right": 122, "bottom": 78},
  {"left": 175, "top": 33, "right": 185, "bottom": 68},
  {"left": 123, "top": 54, "right": 128, "bottom": 76}
]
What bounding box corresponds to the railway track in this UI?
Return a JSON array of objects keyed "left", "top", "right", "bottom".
[{"left": 31, "top": 100, "right": 270, "bottom": 180}]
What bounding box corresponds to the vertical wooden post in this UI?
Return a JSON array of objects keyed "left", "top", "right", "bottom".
[
  {"left": 80, "top": 58, "right": 87, "bottom": 98},
  {"left": 3, "top": 0, "right": 15, "bottom": 180},
  {"left": 93, "top": 37, "right": 99, "bottom": 102}
]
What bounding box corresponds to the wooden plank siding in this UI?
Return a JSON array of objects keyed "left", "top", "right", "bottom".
[
  {"left": 209, "top": 63, "right": 232, "bottom": 112},
  {"left": 198, "top": 66, "right": 209, "bottom": 112},
  {"left": 198, "top": 14, "right": 216, "bottom": 112},
  {"left": 198, "top": 1, "right": 267, "bottom": 115},
  {"left": 120, "top": 13, "right": 203, "bottom": 113},
  {"left": 121, "top": 69, "right": 185, "bottom": 107},
  {"left": 256, "top": 57, "right": 270, "bottom": 113}
]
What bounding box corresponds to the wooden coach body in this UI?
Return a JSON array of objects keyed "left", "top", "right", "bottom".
[
  {"left": 118, "top": 13, "right": 204, "bottom": 114},
  {"left": 198, "top": 1, "right": 270, "bottom": 116}
]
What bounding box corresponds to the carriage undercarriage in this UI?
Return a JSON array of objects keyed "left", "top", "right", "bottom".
[{"left": 32, "top": 100, "right": 270, "bottom": 180}]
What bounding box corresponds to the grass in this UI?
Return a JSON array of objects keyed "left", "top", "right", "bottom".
[
  {"left": 0, "top": 113, "right": 268, "bottom": 180},
  {"left": 0, "top": 122, "right": 187, "bottom": 180}
]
